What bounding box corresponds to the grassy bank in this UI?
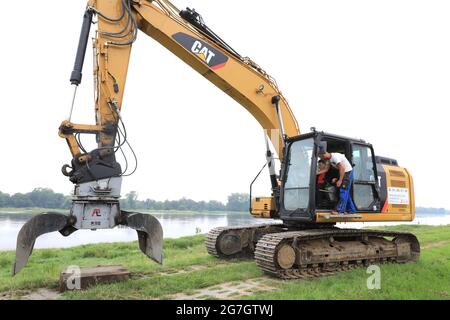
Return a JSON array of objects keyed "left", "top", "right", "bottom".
[{"left": 0, "top": 225, "right": 449, "bottom": 300}]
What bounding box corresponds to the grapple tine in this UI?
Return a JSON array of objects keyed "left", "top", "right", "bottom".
[
  {"left": 13, "top": 212, "right": 69, "bottom": 276},
  {"left": 121, "top": 211, "right": 163, "bottom": 264}
]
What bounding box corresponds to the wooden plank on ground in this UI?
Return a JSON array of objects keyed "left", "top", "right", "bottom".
[{"left": 59, "top": 265, "right": 131, "bottom": 292}]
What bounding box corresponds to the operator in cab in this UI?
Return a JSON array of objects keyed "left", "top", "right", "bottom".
[
  {"left": 316, "top": 160, "right": 339, "bottom": 209},
  {"left": 319, "top": 149, "right": 357, "bottom": 214}
]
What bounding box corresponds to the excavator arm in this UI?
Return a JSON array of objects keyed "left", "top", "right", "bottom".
[
  {"left": 61, "top": 0, "right": 300, "bottom": 175},
  {"left": 13, "top": 0, "right": 300, "bottom": 275}
]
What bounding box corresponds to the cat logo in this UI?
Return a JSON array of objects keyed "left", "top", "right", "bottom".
[
  {"left": 191, "top": 40, "right": 216, "bottom": 64},
  {"left": 172, "top": 32, "right": 228, "bottom": 70}
]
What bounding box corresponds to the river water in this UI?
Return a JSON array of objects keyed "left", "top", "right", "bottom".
[{"left": 0, "top": 211, "right": 449, "bottom": 250}]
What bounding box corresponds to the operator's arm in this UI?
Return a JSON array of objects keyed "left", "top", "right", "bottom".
[{"left": 317, "top": 163, "right": 330, "bottom": 175}]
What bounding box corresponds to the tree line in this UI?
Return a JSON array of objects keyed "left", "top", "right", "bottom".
[
  {"left": 0, "top": 188, "right": 250, "bottom": 212},
  {"left": 0, "top": 188, "right": 69, "bottom": 209},
  {"left": 1, "top": 188, "right": 448, "bottom": 213},
  {"left": 416, "top": 207, "right": 448, "bottom": 214}
]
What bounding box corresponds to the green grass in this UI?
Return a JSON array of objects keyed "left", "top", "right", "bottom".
[
  {"left": 370, "top": 224, "right": 450, "bottom": 243},
  {"left": 0, "top": 235, "right": 216, "bottom": 293},
  {"left": 250, "top": 245, "right": 450, "bottom": 300},
  {"left": 251, "top": 225, "right": 450, "bottom": 300},
  {"left": 0, "top": 225, "right": 449, "bottom": 300}
]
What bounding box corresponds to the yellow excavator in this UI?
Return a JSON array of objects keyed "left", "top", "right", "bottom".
[{"left": 14, "top": 0, "right": 419, "bottom": 278}]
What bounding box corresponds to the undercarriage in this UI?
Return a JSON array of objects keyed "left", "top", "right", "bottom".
[{"left": 206, "top": 223, "right": 420, "bottom": 279}]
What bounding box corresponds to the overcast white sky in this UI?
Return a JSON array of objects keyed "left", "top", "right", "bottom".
[{"left": 0, "top": 0, "right": 449, "bottom": 208}]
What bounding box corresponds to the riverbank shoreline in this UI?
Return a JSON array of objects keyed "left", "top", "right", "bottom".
[
  {"left": 1, "top": 224, "right": 450, "bottom": 300},
  {"left": 2, "top": 210, "right": 450, "bottom": 251},
  {"left": 2, "top": 208, "right": 450, "bottom": 216},
  {"left": 0, "top": 208, "right": 247, "bottom": 215},
  {"left": 0, "top": 209, "right": 271, "bottom": 251}
]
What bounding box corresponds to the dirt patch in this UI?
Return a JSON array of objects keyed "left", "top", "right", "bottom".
[
  {"left": 0, "top": 289, "right": 30, "bottom": 300},
  {"left": 21, "top": 288, "right": 61, "bottom": 300},
  {"left": 158, "top": 264, "right": 210, "bottom": 276},
  {"left": 0, "top": 291, "right": 14, "bottom": 300},
  {"left": 168, "top": 278, "right": 277, "bottom": 300},
  {"left": 1, "top": 288, "right": 62, "bottom": 300},
  {"left": 138, "top": 262, "right": 232, "bottom": 279},
  {"left": 422, "top": 240, "right": 450, "bottom": 250}
]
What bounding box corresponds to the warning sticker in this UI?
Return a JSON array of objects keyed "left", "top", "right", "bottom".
[{"left": 388, "top": 187, "right": 410, "bottom": 205}]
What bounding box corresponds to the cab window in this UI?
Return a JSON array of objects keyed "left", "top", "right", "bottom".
[
  {"left": 284, "top": 138, "right": 314, "bottom": 211},
  {"left": 352, "top": 144, "right": 378, "bottom": 210}
]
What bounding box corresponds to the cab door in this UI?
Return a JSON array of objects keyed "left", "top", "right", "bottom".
[{"left": 351, "top": 143, "right": 381, "bottom": 211}]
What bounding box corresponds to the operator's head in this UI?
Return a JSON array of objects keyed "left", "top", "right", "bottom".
[{"left": 318, "top": 148, "right": 331, "bottom": 160}]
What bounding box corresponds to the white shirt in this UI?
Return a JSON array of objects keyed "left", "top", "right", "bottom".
[{"left": 330, "top": 153, "right": 353, "bottom": 173}]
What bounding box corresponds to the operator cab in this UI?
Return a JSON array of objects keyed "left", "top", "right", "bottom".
[{"left": 279, "top": 131, "right": 381, "bottom": 223}]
